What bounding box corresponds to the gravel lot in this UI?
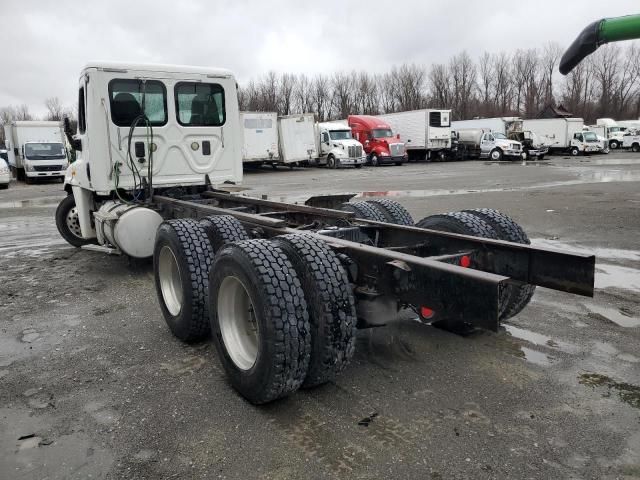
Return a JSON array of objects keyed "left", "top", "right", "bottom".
[{"left": 1, "top": 153, "right": 639, "bottom": 479}]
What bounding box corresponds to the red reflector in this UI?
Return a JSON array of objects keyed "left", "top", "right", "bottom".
[
  {"left": 420, "top": 306, "right": 435, "bottom": 319},
  {"left": 460, "top": 255, "right": 471, "bottom": 268}
]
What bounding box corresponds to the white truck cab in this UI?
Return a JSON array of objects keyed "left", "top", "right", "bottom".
[
  {"left": 480, "top": 131, "right": 522, "bottom": 160},
  {"left": 58, "top": 62, "right": 242, "bottom": 257},
  {"left": 315, "top": 122, "right": 366, "bottom": 168},
  {"left": 596, "top": 118, "right": 627, "bottom": 150},
  {"left": 570, "top": 131, "right": 603, "bottom": 156}
]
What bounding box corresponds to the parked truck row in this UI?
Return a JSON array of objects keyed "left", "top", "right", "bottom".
[{"left": 3, "top": 111, "right": 639, "bottom": 188}]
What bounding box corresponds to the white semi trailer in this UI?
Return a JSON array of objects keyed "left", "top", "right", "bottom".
[
  {"left": 521, "top": 118, "right": 602, "bottom": 156},
  {"left": 240, "top": 112, "right": 279, "bottom": 165},
  {"left": 377, "top": 109, "right": 451, "bottom": 161},
  {"left": 53, "top": 61, "right": 595, "bottom": 405},
  {"left": 277, "top": 114, "right": 318, "bottom": 166},
  {"left": 3, "top": 121, "right": 69, "bottom": 182}
]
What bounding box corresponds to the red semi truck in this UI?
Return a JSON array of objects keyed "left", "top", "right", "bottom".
[{"left": 348, "top": 115, "right": 406, "bottom": 166}]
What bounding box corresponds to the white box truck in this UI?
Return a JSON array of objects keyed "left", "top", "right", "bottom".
[
  {"left": 451, "top": 117, "right": 548, "bottom": 160},
  {"left": 595, "top": 118, "right": 627, "bottom": 150},
  {"left": 521, "top": 118, "right": 602, "bottom": 156},
  {"left": 3, "top": 120, "right": 69, "bottom": 182},
  {"left": 277, "top": 114, "right": 318, "bottom": 165},
  {"left": 314, "top": 122, "right": 366, "bottom": 168},
  {"left": 240, "top": 112, "right": 279, "bottom": 165},
  {"left": 377, "top": 109, "right": 451, "bottom": 161}
]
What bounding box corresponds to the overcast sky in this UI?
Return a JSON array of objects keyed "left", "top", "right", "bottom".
[{"left": 1, "top": 0, "right": 638, "bottom": 117}]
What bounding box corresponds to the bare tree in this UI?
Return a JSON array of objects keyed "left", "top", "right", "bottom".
[
  {"left": 45, "top": 97, "right": 64, "bottom": 121},
  {"left": 312, "top": 74, "right": 331, "bottom": 121},
  {"left": 14, "top": 104, "right": 33, "bottom": 121},
  {"left": 377, "top": 72, "right": 397, "bottom": 114},
  {"left": 278, "top": 73, "right": 296, "bottom": 115},
  {"left": 541, "top": 42, "right": 562, "bottom": 105},
  {"left": 331, "top": 72, "right": 355, "bottom": 120},
  {"left": 449, "top": 52, "right": 477, "bottom": 119},
  {"left": 294, "top": 74, "right": 313, "bottom": 114},
  {"left": 427, "top": 64, "right": 450, "bottom": 111}
]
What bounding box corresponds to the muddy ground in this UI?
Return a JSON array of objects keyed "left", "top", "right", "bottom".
[{"left": 1, "top": 153, "right": 639, "bottom": 479}]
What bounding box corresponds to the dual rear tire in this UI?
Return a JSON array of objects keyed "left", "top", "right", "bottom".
[
  {"left": 153, "top": 217, "right": 356, "bottom": 404},
  {"left": 415, "top": 209, "right": 535, "bottom": 321}
]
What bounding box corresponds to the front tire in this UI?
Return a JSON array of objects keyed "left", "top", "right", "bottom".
[
  {"left": 153, "top": 219, "right": 214, "bottom": 343},
  {"left": 632, "top": 143, "right": 640, "bottom": 153},
  {"left": 570, "top": 147, "right": 580, "bottom": 156},
  {"left": 370, "top": 154, "right": 380, "bottom": 166},
  {"left": 209, "top": 239, "right": 311, "bottom": 404},
  {"left": 490, "top": 149, "right": 503, "bottom": 161},
  {"left": 55, "top": 195, "right": 92, "bottom": 248},
  {"left": 609, "top": 140, "right": 619, "bottom": 150},
  {"left": 327, "top": 155, "right": 337, "bottom": 169}
]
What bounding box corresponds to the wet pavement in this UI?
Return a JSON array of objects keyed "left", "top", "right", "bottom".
[{"left": 1, "top": 153, "right": 639, "bottom": 479}]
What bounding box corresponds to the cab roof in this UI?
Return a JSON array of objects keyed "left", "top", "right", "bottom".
[
  {"left": 81, "top": 62, "right": 234, "bottom": 78},
  {"left": 348, "top": 115, "right": 392, "bottom": 130}
]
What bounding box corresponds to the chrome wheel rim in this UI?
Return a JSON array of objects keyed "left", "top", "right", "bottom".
[
  {"left": 66, "top": 207, "right": 83, "bottom": 239},
  {"left": 218, "top": 276, "right": 258, "bottom": 370},
  {"left": 491, "top": 151, "right": 500, "bottom": 160},
  {"left": 158, "top": 246, "right": 183, "bottom": 316}
]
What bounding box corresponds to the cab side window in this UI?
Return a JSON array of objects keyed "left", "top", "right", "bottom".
[
  {"left": 78, "top": 87, "right": 86, "bottom": 134},
  {"left": 322, "top": 132, "right": 329, "bottom": 143},
  {"left": 108, "top": 79, "right": 167, "bottom": 127}
]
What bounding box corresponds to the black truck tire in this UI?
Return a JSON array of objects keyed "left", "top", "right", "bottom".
[
  {"left": 273, "top": 234, "right": 357, "bottom": 388},
  {"left": 341, "top": 200, "right": 387, "bottom": 222},
  {"left": 415, "top": 212, "right": 511, "bottom": 320},
  {"left": 200, "top": 215, "right": 249, "bottom": 252},
  {"left": 55, "top": 194, "right": 93, "bottom": 248},
  {"left": 153, "top": 219, "right": 214, "bottom": 343},
  {"left": 209, "top": 239, "right": 311, "bottom": 404},
  {"left": 365, "top": 199, "right": 414, "bottom": 225},
  {"left": 462, "top": 209, "right": 536, "bottom": 320}
]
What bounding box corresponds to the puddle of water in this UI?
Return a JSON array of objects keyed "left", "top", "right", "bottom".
[
  {"left": 520, "top": 347, "right": 553, "bottom": 366},
  {"left": 595, "top": 264, "right": 640, "bottom": 293},
  {"left": 584, "top": 303, "right": 640, "bottom": 328},
  {"left": 504, "top": 324, "right": 577, "bottom": 354},
  {"left": 587, "top": 158, "right": 640, "bottom": 166},
  {"left": 531, "top": 239, "right": 640, "bottom": 262},
  {"left": 578, "top": 169, "right": 640, "bottom": 183},
  {"left": 0, "top": 197, "right": 62, "bottom": 209},
  {"left": 579, "top": 373, "right": 640, "bottom": 409}
]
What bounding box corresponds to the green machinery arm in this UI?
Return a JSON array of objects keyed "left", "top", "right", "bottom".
[{"left": 560, "top": 14, "right": 640, "bottom": 75}]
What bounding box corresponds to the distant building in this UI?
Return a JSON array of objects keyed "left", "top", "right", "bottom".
[{"left": 536, "top": 104, "right": 573, "bottom": 119}]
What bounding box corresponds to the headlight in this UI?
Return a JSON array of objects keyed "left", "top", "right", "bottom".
[
  {"left": 380, "top": 151, "right": 389, "bottom": 156},
  {"left": 25, "top": 164, "right": 34, "bottom": 172}
]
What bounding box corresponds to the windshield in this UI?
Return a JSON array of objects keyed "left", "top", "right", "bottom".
[
  {"left": 24, "top": 143, "right": 66, "bottom": 160},
  {"left": 609, "top": 126, "right": 624, "bottom": 133},
  {"left": 371, "top": 128, "right": 393, "bottom": 139},
  {"left": 583, "top": 132, "right": 598, "bottom": 142},
  {"left": 329, "top": 130, "right": 352, "bottom": 140},
  {"left": 493, "top": 132, "right": 507, "bottom": 140}
]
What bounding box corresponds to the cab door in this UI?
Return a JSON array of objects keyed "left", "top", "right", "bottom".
[{"left": 480, "top": 133, "right": 495, "bottom": 156}]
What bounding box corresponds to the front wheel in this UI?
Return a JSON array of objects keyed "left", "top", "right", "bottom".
[
  {"left": 609, "top": 140, "right": 619, "bottom": 150},
  {"left": 55, "top": 195, "right": 93, "bottom": 248},
  {"left": 521, "top": 151, "right": 528, "bottom": 161},
  {"left": 632, "top": 143, "right": 640, "bottom": 153},
  {"left": 370, "top": 154, "right": 380, "bottom": 166},
  {"left": 570, "top": 147, "right": 580, "bottom": 156},
  {"left": 490, "top": 149, "right": 503, "bottom": 161}
]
